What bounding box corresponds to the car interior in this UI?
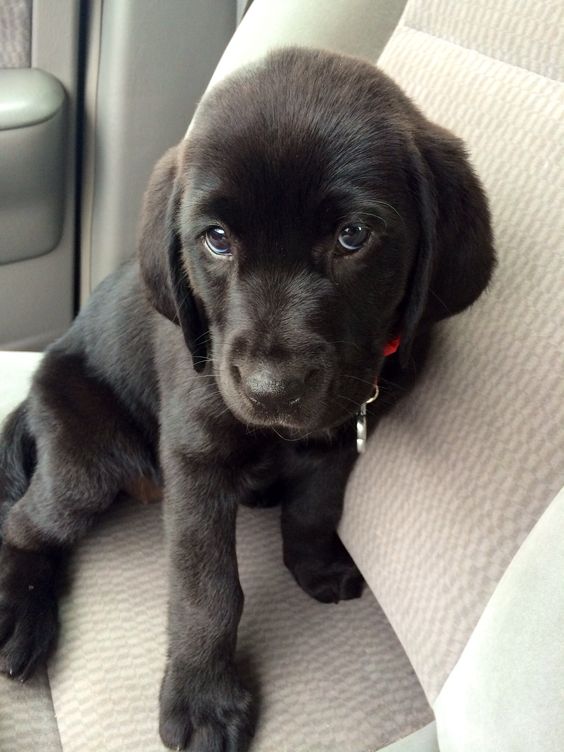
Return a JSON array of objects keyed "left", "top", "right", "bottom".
[{"left": 1, "top": 0, "right": 563, "bottom": 751}]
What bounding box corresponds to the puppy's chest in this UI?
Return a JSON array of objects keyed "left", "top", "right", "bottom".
[{"left": 235, "top": 442, "right": 294, "bottom": 494}]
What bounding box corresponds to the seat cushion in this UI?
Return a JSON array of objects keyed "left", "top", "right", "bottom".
[
  {"left": 0, "top": 667, "right": 61, "bottom": 752},
  {"left": 0, "top": 352, "right": 61, "bottom": 750},
  {"left": 435, "top": 487, "right": 564, "bottom": 751},
  {"left": 383, "top": 723, "right": 438, "bottom": 752},
  {"left": 47, "top": 498, "right": 432, "bottom": 751},
  {"left": 0, "top": 350, "right": 41, "bottom": 416}
]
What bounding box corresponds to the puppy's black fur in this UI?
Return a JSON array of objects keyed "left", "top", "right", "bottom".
[{"left": 0, "top": 49, "right": 494, "bottom": 750}]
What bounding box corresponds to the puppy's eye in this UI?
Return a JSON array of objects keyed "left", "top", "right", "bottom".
[
  {"left": 337, "top": 223, "right": 371, "bottom": 252},
  {"left": 204, "top": 226, "right": 232, "bottom": 256}
]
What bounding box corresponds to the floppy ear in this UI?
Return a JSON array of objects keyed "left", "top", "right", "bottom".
[
  {"left": 399, "top": 123, "right": 495, "bottom": 366},
  {"left": 138, "top": 145, "right": 209, "bottom": 372}
]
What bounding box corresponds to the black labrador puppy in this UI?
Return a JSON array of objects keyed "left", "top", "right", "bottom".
[{"left": 0, "top": 48, "right": 494, "bottom": 750}]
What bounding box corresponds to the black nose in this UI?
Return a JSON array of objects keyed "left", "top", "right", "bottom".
[{"left": 240, "top": 365, "right": 314, "bottom": 410}]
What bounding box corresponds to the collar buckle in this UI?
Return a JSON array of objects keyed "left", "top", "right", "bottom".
[{"left": 356, "top": 384, "right": 379, "bottom": 454}]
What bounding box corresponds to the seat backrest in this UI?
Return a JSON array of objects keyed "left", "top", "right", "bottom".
[
  {"left": 186, "top": 0, "right": 407, "bottom": 125},
  {"left": 0, "top": 0, "right": 32, "bottom": 68},
  {"left": 340, "top": 0, "right": 564, "bottom": 702}
]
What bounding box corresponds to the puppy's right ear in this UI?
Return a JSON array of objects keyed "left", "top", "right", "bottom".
[{"left": 138, "top": 145, "right": 208, "bottom": 371}]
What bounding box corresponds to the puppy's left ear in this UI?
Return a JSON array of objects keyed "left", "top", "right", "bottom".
[
  {"left": 399, "top": 123, "right": 496, "bottom": 366},
  {"left": 138, "top": 145, "right": 209, "bottom": 372}
]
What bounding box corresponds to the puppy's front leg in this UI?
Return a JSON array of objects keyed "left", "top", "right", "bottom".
[
  {"left": 282, "top": 444, "right": 364, "bottom": 604},
  {"left": 159, "top": 448, "right": 254, "bottom": 752}
]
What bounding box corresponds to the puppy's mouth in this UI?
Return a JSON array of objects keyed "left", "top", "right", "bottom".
[
  {"left": 218, "top": 370, "right": 373, "bottom": 434},
  {"left": 226, "top": 391, "right": 320, "bottom": 431}
]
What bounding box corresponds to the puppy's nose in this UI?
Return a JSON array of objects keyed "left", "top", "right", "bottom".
[{"left": 240, "top": 366, "right": 313, "bottom": 409}]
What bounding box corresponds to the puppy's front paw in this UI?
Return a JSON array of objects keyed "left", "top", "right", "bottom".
[
  {"left": 0, "top": 545, "right": 59, "bottom": 680},
  {"left": 0, "top": 582, "right": 58, "bottom": 680},
  {"left": 286, "top": 538, "right": 365, "bottom": 604},
  {"left": 159, "top": 662, "right": 255, "bottom": 751}
]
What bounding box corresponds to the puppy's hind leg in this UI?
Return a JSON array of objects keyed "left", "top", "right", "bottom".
[{"left": 0, "top": 350, "right": 157, "bottom": 680}]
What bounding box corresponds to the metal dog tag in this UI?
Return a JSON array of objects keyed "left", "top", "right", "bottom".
[{"left": 356, "top": 385, "right": 379, "bottom": 454}]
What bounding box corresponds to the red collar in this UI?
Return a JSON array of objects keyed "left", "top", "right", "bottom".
[
  {"left": 383, "top": 336, "right": 401, "bottom": 357},
  {"left": 369, "top": 335, "right": 401, "bottom": 398}
]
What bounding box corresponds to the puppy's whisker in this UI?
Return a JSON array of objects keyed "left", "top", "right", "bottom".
[
  {"left": 324, "top": 340, "right": 363, "bottom": 352},
  {"left": 192, "top": 330, "right": 211, "bottom": 346},
  {"left": 270, "top": 427, "right": 294, "bottom": 442},
  {"left": 342, "top": 373, "right": 377, "bottom": 387},
  {"left": 336, "top": 394, "right": 362, "bottom": 409},
  {"left": 212, "top": 405, "right": 233, "bottom": 420},
  {"left": 269, "top": 425, "right": 315, "bottom": 443},
  {"left": 429, "top": 287, "right": 453, "bottom": 316},
  {"left": 372, "top": 200, "right": 405, "bottom": 225},
  {"left": 378, "top": 377, "right": 408, "bottom": 392}
]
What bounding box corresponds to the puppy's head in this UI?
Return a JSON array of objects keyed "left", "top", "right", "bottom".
[{"left": 140, "top": 48, "right": 494, "bottom": 432}]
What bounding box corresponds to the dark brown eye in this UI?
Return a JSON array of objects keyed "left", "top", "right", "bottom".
[
  {"left": 204, "top": 226, "right": 232, "bottom": 256},
  {"left": 337, "top": 223, "right": 371, "bottom": 252}
]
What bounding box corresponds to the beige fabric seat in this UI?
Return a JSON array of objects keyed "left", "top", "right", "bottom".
[
  {"left": 51, "top": 498, "right": 434, "bottom": 752},
  {"left": 1, "top": 0, "right": 564, "bottom": 750}
]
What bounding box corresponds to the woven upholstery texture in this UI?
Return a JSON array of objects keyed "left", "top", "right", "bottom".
[
  {"left": 0, "top": 354, "right": 61, "bottom": 752},
  {"left": 0, "top": 0, "right": 32, "bottom": 68},
  {"left": 340, "top": 0, "right": 564, "bottom": 702},
  {"left": 434, "top": 488, "right": 564, "bottom": 751},
  {"left": 0, "top": 668, "right": 61, "bottom": 752},
  {"left": 47, "top": 499, "right": 432, "bottom": 752},
  {"left": 404, "top": 0, "right": 563, "bottom": 80}
]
